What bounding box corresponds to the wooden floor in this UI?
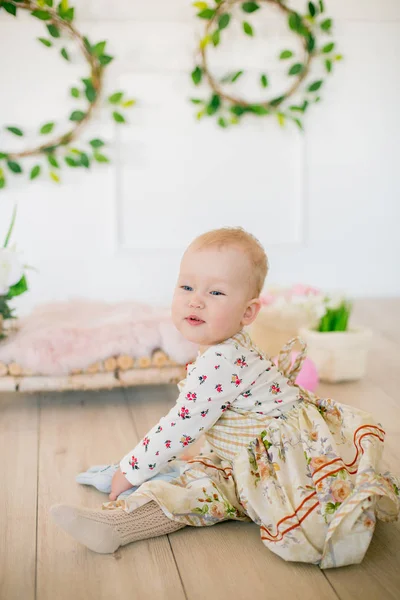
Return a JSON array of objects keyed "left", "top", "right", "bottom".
[{"left": 1, "top": 299, "right": 399, "bottom": 600}]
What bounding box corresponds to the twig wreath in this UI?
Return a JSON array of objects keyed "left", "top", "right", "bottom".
[
  {"left": 191, "top": 0, "right": 342, "bottom": 129},
  {"left": 0, "top": 0, "right": 134, "bottom": 189}
]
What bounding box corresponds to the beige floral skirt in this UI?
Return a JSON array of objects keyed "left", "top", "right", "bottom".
[{"left": 103, "top": 396, "right": 399, "bottom": 569}]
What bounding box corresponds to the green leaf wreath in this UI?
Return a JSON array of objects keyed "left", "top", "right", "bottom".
[
  {"left": 191, "top": 0, "right": 342, "bottom": 129},
  {"left": 0, "top": 0, "right": 135, "bottom": 189}
]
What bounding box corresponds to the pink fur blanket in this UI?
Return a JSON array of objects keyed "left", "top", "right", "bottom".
[{"left": 0, "top": 300, "right": 198, "bottom": 376}]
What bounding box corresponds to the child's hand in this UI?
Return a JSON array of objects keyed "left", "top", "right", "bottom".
[{"left": 109, "top": 468, "right": 133, "bottom": 500}]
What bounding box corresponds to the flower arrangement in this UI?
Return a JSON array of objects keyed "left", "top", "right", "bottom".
[
  {"left": 260, "top": 284, "right": 352, "bottom": 332},
  {"left": 0, "top": 207, "right": 29, "bottom": 334}
]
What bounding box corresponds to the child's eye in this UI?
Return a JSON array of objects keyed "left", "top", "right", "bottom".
[
  {"left": 210, "top": 291, "right": 225, "bottom": 296},
  {"left": 181, "top": 285, "right": 193, "bottom": 291}
]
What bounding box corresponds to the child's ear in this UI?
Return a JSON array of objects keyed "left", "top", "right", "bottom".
[{"left": 241, "top": 298, "right": 262, "bottom": 327}]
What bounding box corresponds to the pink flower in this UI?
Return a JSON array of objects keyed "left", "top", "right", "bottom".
[
  {"left": 331, "top": 480, "right": 352, "bottom": 503},
  {"left": 309, "top": 456, "right": 330, "bottom": 473}
]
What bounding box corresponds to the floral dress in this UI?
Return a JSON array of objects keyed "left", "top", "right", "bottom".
[{"left": 103, "top": 330, "right": 399, "bottom": 569}]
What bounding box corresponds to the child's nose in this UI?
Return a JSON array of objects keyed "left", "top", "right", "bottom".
[{"left": 189, "top": 295, "right": 204, "bottom": 309}]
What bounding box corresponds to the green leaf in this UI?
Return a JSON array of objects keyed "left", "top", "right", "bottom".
[
  {"left": 3, "top": 3, "right": 17, "bottom": 16},
  {"left": 288, "top": 63, "right": 303, "bottom": 76},
  {"left": 0, "top": 153, "right": 8, "bottom": 159},
  {"left": 69, "top": 110, "right": 86, "bottom": 122},
  {"left": 38, "top": 38, "right": 52, "bottom": 47},
  {"left": 211, "top": 29, "right": 220, "bottom": 46},
  {"left": 60, "top": 47, "right": 70, "bottom": 61},
  {"left": 230, "top": 105, "right": 246, "bottom": 116},
  {"left": 308, "top": 80, "right": 323, "bottom": 92},
  {"left": 191, "top": 66, "right": 203, "bottom": 85},
  {"left": 3, "top": 204, "right": 16, "bottom": 246},
  {"left": 320, "top": 18, "right": 332, "bottom": 31},
  {"left": 85, "top": 84, "right": 97, "bottom": 103},
  {"left": 7, "top": 160, "right": 22, "bottom": 174},
  {"left": 30, "top": 165, "right": 41, "bottom": 180},
  {"left": 322, "top": 42, "right": 335, "bottom": 53},
  {"left": 292, "top": 117, "right": 303, "bottom": 131},
  {"left": 308, "top": 2, "right": 316, "bottom": 18},
  {"left": 249, "top": 105, "right": 269, "bottom": 115},
  {"left": 218, "top": 117, "right": 228, "bottom": 128},
  {"left": 260, "top": 74, "right": 268, "bottom": 88},
  {"left": 288, "top": 12, "right": 303, "bottom": 33},
  {"left": 277, "top": 113, "right": 285, "bottom": 127},
  {"left": 122, "top": 99, "right": 136, "bottom": 108},
  {"left": 218, "top": 13, "right": 230, "bottom": 30},
  {"left": 306, "top": 33, "right": 316, "bottom": 52},
  {"left": 0, "top": 177, "right": 6, "bottom": 190},
  {"left": 64, "top": 7, "right": 74, "bottom": 22},
  {"left": 279, "top": 50, "right": 293, "bottom": 60},
  {"left": 113, "top": 111, "right": 126, "bottom": 123},
  {"left": 93, "top": 153, "right": 110, "bottom": 163},
  {"left": 193, "top": 2, "right": 208, "bottom": 9},
  {"left": 40, "top": 122, "right": 55, "bottom": 135},
  {"left": 334, "top": 54, "right": 343, "bottom": 61},
  {"left": 89, "top": 139, "right": 105, "bottom": 148},
  {"left": 79, "top": 153, "right": 90, "bottom": 168},
  {"left": 206, "top": 94, "right": 221, "bottom": 116},
  {"left": 47, "top": 154, "right": 60, "bottom": 168},
  {"left": 83, "top": 36, "right": 92, "bottom": 53},
  {"left": 231, "top": 70, "right": 243, "bottom": 83},
  {"left": 269, "top": 95, "right": 284, "bottom": 107},
  {"left": 98, "top": 54, "right": 113, "bottom": 66},
  {"left": 197, "top": 9, "right": 215, "bottom": 19},
  {"left": 46, "top": 24, "right": 60, "bottom": 38},
  {"left": 325, "top": 59, "right": 332, "bottom": 73},
  {"left": 7, "top": 275, "right": 28, "bottom": 299},
  {"left": 65, "top": 156, "right": 79, "bottom": 167},
  {"left": 44, "top": 0, "right": 54, "bottom": 7},
  {"left": 70, "top": 87, "right": 80, "bottom": 98},
  {"left": 31, "top": 10, "right": 51, "bottom": 20},
  {"left": 190, "top": 98, "right": 203, "bottom": 104},
  {"left": 49, "top": 171, "right": 60, "bottom": 183},
  {"left": 6, "top": 126, "right": 23, "bottom": 137},
  {"left": 242, "top": 2, "right": 260, "bottom": 13},
  {"left": 243, "top": 21, "right": 253, "bottom": 36},
  {"left": 108, "top": 92, "right": 124, "bottom": 104},
  {"left": 319, "top": 0, "right": 325, "bottom": 12},
  {"left": 92, "top": 41, "right": 107, "bottom": 57}
]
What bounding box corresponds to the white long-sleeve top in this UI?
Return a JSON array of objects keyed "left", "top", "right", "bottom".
[{"left": 120, "top": 330, "right": 302, "bottom": 486}]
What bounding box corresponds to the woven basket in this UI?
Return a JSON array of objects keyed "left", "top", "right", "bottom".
[
  {"left": 250, "top": 306, "right": 318, "bottom": 357},
  {"left": 299, "top": 327, "right": 372, "bottom": 383}
]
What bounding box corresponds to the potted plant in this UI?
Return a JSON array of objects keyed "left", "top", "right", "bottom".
[
  {"left": 0, "top": 207, "right": 29, "bottom": 338},
  {"left": 299, "top": 297, "right": 372, "bottom": 383}
]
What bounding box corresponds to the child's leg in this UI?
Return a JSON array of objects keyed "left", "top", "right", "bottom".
[{"left": 50, "top": 501, "right": 186, "bottom": 554}]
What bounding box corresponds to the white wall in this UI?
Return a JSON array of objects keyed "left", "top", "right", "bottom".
[{"left": 1, "top": 0, "right": 399, "bottom": 316}]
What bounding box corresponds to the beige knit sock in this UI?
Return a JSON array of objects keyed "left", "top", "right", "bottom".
[{"left": 50, "top": 500, "right": 186, "bottom": 554}]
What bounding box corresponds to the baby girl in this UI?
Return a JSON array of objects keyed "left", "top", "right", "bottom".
[{"left": 51, "top": 227, "right": 399, "bottom": 569}]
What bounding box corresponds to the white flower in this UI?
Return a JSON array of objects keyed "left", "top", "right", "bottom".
[
  {"left": 0, "top": 248, "right": 24, "bottom": 296},
  {"left": 325, "top": 294, "right": 345, "bottom": 311}
]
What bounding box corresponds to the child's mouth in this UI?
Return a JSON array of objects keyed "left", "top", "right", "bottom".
[{"left": 186, "top": 316, "right": 205, "bottom": 326}]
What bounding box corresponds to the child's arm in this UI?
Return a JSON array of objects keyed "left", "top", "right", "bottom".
[{"left": 118, "top": 345, "right": 249, "bottom": 488}]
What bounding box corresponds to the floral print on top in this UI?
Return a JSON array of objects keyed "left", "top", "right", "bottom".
[{"left": 120, "top": 331, "right": 301, "bottom": 486}]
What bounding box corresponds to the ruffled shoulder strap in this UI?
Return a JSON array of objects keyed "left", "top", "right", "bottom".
[{"left": 277, "top": 336, "right": 308, "bottom": 383}]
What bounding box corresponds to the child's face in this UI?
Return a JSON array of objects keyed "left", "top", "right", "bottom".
[{"left": 172, "top": 245, "right": 261, "bottom": 347}]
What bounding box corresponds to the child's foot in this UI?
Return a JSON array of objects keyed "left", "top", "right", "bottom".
[{"left": 50, "top": 501, "right": 185, "bottom": 553}]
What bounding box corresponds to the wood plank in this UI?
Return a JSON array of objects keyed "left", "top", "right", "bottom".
[
  {"left": 170, "top": 521, "right": 339, "bottom": 600},
  {"left": 0, "top": 393, "right": 38, "bottom": 600},
  {"left": 36, "top": 388, "right": 186, "bottom": 600},
  {"left": 353, "top": 299, "right": 400, "bottom": 345}
]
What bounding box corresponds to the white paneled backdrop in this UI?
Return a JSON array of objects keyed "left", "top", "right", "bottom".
[{"left": 0, "top": 0, "right": 399, "bottom": 315}]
